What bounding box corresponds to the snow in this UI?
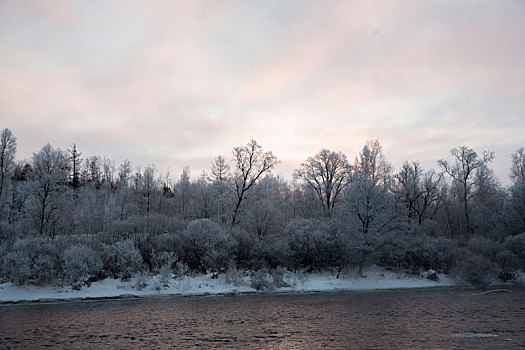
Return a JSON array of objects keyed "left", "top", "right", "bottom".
[
  {"left": 0, "top": 268, "right": 455, "bottom": 303},
  {"left": 452, "top": 333, "right": 497, "bottom": 338}
]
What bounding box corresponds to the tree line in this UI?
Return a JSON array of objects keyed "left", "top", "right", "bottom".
[{"left": 0, "top": 128, "right": 524, "bottom": 287}]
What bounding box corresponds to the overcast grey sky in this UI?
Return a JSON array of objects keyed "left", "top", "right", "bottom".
[{"left": 1, "top": 0, "right": 523, "bottom": 183}]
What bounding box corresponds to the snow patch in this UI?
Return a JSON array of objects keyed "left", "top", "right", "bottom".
[{"left": 453, "top": 333, "right": 497, "bottom": 338}]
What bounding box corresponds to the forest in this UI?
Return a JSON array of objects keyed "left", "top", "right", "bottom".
[{"left": 0, "top": 128, "right": 524, "bottom": 288}]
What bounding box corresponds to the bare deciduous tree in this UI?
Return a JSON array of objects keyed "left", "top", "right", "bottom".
[
  {"left": 395, "top": 161, "right": 444, "bottom": 225},
  {"left": 0, "top": 128, "right": 17, "bottom": 219},
  {"left": 510, "top": 148, "right": 525, "bottom": 230},
  {"left": 349, "top": 140, "right": 394, "bottom": 234},
  {"left": 231, "top": 140, "right": 278, "bottom": 226},
  {"left": 510, "top": 148, "right": 525, "bottom": 186},
  {"left": 294, "top": 149, "right": 350, "bottom": 217},
  {"left": 438, "top": 145, "right": 494, "bottom": 236},
  {"left": 28, "top": 143, "right": 69, "bottom": 237}
]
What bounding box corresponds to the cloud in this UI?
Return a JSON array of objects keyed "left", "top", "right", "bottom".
[{"left": 0, "top": 0, "right": 523, "bottom": 184}]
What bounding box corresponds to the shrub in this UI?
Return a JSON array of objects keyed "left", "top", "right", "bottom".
[
  {"left": 505, "top": 233, "right": 525, "bottom": 269},
  {"left": 230, "top": 227, "right": 257, "bottom": 268},
  {"left": 495, "top": 250, "right": 519, "bottom": 281},
  {"left": 105, "top": 240, "right": 144, "bottom": 278},
  {"left": 150, "top": 250, "right": 177, "bottom": 273},
  {"left": 1, "top": 237, "right": 60, "bottom": 285},
  {"left": 62, "top": 244, "right": 103, "bottom": 283},
  {"left": 284, "top": 219, "right": 335, "bottom": 271},
  {"left": 180, "top": 219, "right": 235, "bottom": 272},
  {"left": 467, "top": 235, "right": 503, "bottom": 261},
  {"left": 452, "top": 248, "right": 498, "bottom": 286},
  {"left": 375, "top": 234, "right": 457, "bottom": 274},
  {"left": 224, "top": 262, "right": 244, "bottom": 287},
  {"left": 173, "top": 261, "right": 190, "bottom": 280},
  {"left": 106, "top": 214, "right": 186, "bottom": 238},
  {"left": 250, "top": 268, "right": 274, "bottom": 291},
  {"left": 270, "top": 267, "right": 293, "bottom": 288}
]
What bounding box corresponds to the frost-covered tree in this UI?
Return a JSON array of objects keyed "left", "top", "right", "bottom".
[
  {"left": 395, "top": 161, "right": 422, "bottom": 223},
  {"left": 509, "top": 148, "right": 525, "bottom": 232},
  {"left": 510, "top": 148, "right": 525, "bottom": 186},
  {"left": 102, "top": 157, "right": 115, "bottom": 188},
  {"left": 231, "top": 140, "right": 278, "bottom": 226},
  {"left": 142, "top": 165, "right": 157, "bottom": 214},
  {"left": 242, "top": 175, "right": 288, "bottom": 238},
  {"left": 27, "top": 144, "right": 69, "bottom": 237},
  {"left": 212, "top": 155, "right": 230, "bottom": 184},
  {"left": 470, "top": 163, "right": 506, "bottom": 237},
  {"left": 211, "top": 155, "right": 231, "bottom": 224},
  {"left": 177, "top": 166, "right": 191, "bottom": 221},
  {"left": 294, "top": 149, "right": 350, "bottom": 218},
  {"left": 194, "top": 171, "right": 213, "bottom": 219},
  {"left": 395, "top": 162, "right": 444, "bottom": 225},
  {"left": 0, "top": 128, "right": 17, "bottom": 221},
  {"left": 346, "top": 140, "right": 396, "bottom": 234},
  {"left": 438, "top": 146, "right": 494, "bottom": 236},
  {"left": 87, "top": 155, "right": 102, "bottom": 187},
  {"left": 117, "top": 159, "right": 132, "bottom": 187}
]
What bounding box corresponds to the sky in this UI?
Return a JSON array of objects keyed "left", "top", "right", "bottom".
[{"left": 0, "top": 0, "right": 524, "bottom": 184}]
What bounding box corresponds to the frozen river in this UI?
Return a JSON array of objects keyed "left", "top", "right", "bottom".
[{"left": 1, "top": 287, "right": 524, "bottom": 349}]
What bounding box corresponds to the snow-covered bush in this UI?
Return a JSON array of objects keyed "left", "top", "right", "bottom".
[
  {"left": 104, "top": 240, "right": 143, "bottom": 278},
  {"left": 230, "top": 227, "right": 258, "bottom": 268},
  {"left": 250, "top": 234, "right": 289, "bottom": 270},
  {"left": 375, "top": 234, "right": 457, "bottom": 274},
  {"left": 250, "top": 268, "right": 274, "bottom": 291},
  {"left": 173, "top": 261, "right": 189, "bottom": 279},
  {"left": 249, "top": 267, "right": 293, "bottom": 290},
  {"left": 180, "top": 219, "right": 235, "bottom": 272},
  {"left": 225, "top": 262, "right": 244, "bottom": 286},
  {"left": 150, "top": 250, "right": 177, "bottom": 273},
  {"left": 495, "top": 250, "right": 519, "bottom": 281},
  {"left": 0, "top": 222, "right": 17, "bottom": 246},
  {"left": 467, "top": 235, "right": 504, "bottom": 261},
  {"left": 452, "top": 248, "right": 498, "bottom": 286},
  {"left": 284, "top": 219, "right": 335, "bottom": 271},
  {"left": 134, "top": 271, "right": 148, "bottom": 290},
  {"left": 62, "top": 244, "right": 103, "bottom": 283},
  {"left": 106, "top": 214, "right": 185, "bottom": 238},
  {"left": 2, "top": 237, "right": 60, "bottom": 285},
  {"left": 158, "top": 265, "right": 173, "bottom": 287},
  {"left": 505, "top": 233, "right": 525, "bottom": 269},
  {"left": 152, "top": 232, "right": 185, "bottom": 262},
  {"left": 270, "top": 267, "right": 293, "bottom": 288}
]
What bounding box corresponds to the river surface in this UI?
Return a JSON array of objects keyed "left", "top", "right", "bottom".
[{"left": 0, "top": 287, "right": 524, "bottom": 349}]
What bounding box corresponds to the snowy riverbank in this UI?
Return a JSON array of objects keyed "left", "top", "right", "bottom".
[{"left": 0, "top": 268, "right": 457, "bottom": 303}]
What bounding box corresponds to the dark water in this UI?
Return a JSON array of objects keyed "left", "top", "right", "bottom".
[{"left": 1, "top": 288, "right": 524, "bottom": 349}]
